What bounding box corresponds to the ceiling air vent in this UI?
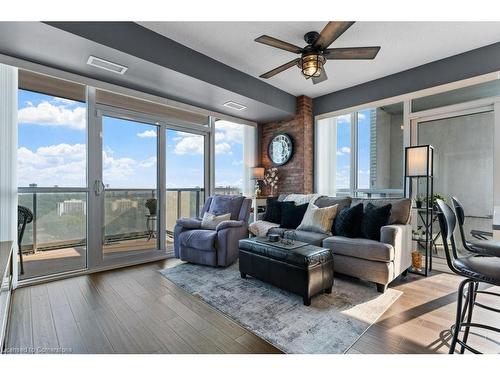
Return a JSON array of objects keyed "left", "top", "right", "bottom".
[
  {"left": 87, "top": 56, "right": 128, "bottom": 75},
  {"left": 223, "top": 101, "right": 247, "bottom": 111}
]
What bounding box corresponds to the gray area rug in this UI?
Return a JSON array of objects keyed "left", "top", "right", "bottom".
[{"left": 160, "top": 262, "right": 402, "bottom": 354}]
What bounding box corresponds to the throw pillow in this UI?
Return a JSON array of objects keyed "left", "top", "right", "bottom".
[
  {"left": 280, "top": 202, "right": 308, "bottom": 229},
  {"left": 262, "top": 197, "right": 281, "bottom": 224},
  {"left": 333, "top": 203, "right": 364, "bottom": 237},
  {"left": 360, "top": 203, "right": 392, "bottom": 241},
  {"left": 297, "top": 203, "right": 338, "bottom": 234},
  {"left": 200, "top": 212, "right": 231, "bottom": 230}
]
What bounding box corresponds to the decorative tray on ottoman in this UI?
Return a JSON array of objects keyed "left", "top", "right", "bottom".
[{"left": 254, "top": 236, "right": 307, "bottom": 250}]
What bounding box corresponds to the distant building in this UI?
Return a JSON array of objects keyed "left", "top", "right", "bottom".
[
  {"left": 57, "top": 199, "right": 86, "bottom": 216},
  {"left": 111, "top": 198, "right": 138, "bottom": 213},
  {"left": 214, "top": 186, "right": 242, "bottom": 195}
]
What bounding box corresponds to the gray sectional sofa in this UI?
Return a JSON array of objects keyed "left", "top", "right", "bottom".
[{"left": 257, "top": 194, "right": 412, "bottom": 292}]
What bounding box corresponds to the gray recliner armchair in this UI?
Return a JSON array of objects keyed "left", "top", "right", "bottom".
[{"left": 174, "top": 195, "right": 251, "bottom": 267}]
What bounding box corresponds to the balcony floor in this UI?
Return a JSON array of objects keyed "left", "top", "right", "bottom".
[{"left": 19, "top": 236, "right": 173, "bottom": 280}]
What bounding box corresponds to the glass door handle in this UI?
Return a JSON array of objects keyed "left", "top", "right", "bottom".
[{"left": 94, "top": 180, "right": 105, "bottom": 196}]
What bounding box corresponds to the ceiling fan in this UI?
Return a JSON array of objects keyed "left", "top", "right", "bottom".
[{"left": 255, "top": 21, "right": 381, "bottom": 85}]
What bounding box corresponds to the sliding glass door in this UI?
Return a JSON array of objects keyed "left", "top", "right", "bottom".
[
  {"left": 101, "top": 115, "right": 160, "bottom": 261},
  {"left": 165, "top": 129, "right": 206, "bottom": 250}
]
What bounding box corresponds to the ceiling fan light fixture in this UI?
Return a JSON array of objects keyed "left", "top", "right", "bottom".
[{"left": 300, "top": 54, "right": 325, "bottom": 78}]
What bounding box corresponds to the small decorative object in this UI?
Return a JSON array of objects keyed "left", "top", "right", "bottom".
[
  {"left": 411, "top": 250, "right": 423, "bottom": 271},
  {"left": 268, "top": 133, "right": 293, "bottom": 166},
  {"left": 412, "top": 226, "right": 426, "bottom": 240},
  {"left": 263, "top": 167, "right": 279, "bottom": 197},
  {"left": 267, "top": 233, "right": 280, "bottom": 242},
  {"left": 415, "top": 194, "right": 424, "bottom": 209},
  {"left": 281, "top": 230, "right": 296, "bottom": 246}
]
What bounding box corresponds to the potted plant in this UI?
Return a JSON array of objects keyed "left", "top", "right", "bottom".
[
  {"left": 415, "top": 194, "right": 424, "bottom": 209},
  {"left": 425, "top": 193, "right": 446, "bottom": 208}
]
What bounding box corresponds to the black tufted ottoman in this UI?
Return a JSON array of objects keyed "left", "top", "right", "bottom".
[{"left": 239, "top": 237, "right": 334, "bottom": 306}]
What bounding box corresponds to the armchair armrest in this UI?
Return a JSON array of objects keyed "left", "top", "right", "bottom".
[
  {"left": 380, "top": 224, "right": 412, "bottom": 275},
  {"left": 216, "top": 220, "right": 245, "bottom": 231},
  {"left": 176, "top": 218, "right": 202, "bottom": 229}
]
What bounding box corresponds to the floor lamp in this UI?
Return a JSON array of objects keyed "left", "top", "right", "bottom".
[{"left": 404, "top": 145, "right": 434, "bottom": 276}]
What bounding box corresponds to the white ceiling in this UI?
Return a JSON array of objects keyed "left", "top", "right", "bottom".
[{"left": 139, "top": 22, "right": 500, "bottom": 98}]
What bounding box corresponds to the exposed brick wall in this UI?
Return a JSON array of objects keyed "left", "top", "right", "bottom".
[{"left": 259, "top": 96, "right": 314, "bottom": 195}]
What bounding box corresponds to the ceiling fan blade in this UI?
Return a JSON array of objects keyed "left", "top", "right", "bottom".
[
  {"left": 259, "top": 58, "right": 300, "bottom": 79},
  {"left": 313, "top": 21, "right": 355, "bottom": 49},
  {"left": 312, "top": 70, "right": 328, "bottom": 85},
  {"left": 324, "top": 46, "right": 381, "bottom": 60},
  {"left": 254, "top": 35, "right": 303, "bottom": 54}
]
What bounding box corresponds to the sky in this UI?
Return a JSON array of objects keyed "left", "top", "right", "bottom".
[
  {"left": 17, "top": 89, "right": 247, "bottom": 190},
  {"left": 335, "top": 111, "right": 371, "bottom": 190}
]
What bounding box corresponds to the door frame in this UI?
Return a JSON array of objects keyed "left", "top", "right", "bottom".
[
  {"left": 409, "top": 96, "right": 500, "bottom": 238},
  {"left": 88, "top": 102, "right": 210, "bottom": 270}
]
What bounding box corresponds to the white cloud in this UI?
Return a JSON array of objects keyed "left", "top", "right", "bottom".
[
  {"left": 174, "top": 134, "right": 204, "bottom": 155},
  {"left": 17, "top": 144, "right": 86, "bottom": 187},
  {"left": 18, "top": 143, "right": 156, "bottom": 187},
  {"left": 336, "top": 146, "right": 351, "bottom": 156},
  {"left": 18, "top": 101, "right": 86, "bottom": 130},
  {"left": 137, "top": 130, "right": 157, "bottom": 138},
  {"left": 172, "top": 122, "right": 243, "bottom": 156},
  {"left": 215, "top": 142, "right": 231, "bottom": 155},
  {"left": 138, "top": 156, "right": 157, "bottom": 168},
  {"left": 215, "top": 120, "right": 244, "bottom": 144}
]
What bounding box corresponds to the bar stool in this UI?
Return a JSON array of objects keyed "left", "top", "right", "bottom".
[
  {"left": 435, "top": 199, "right": 500, "bottom": 354},
  {"left": 451, "top": 196, "right": 500, "bottom": 257}
]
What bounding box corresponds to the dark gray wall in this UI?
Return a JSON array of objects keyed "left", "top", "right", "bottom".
[
  {"left": 46, "top": 22, "right": 296, "bottom": 116},
  {"left": 313, "top": 41, "right": 500, "bottom": 116}
]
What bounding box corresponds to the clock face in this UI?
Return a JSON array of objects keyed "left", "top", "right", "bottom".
[{"left": 268, "top": 133, "right": 293, "bottom": 166}]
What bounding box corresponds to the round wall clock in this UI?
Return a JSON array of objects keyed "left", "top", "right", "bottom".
[{"left": 268, "top": 133, "right": 293, "bottom": 166}]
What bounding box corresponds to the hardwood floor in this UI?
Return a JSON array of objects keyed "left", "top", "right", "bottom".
[{"left": 5, "top": 259, "right": 500, "bottom": 354}]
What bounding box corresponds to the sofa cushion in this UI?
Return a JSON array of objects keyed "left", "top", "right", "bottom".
[
  {"left": 280, "top": 202, "right": 308, "bottom": 229},
  {"left": 323, "top": 236, "right": 395, "bottom": 262},
  {"left": 315, "top": 196, "right": 352, "bottom": 211},
  {"left": 179, "top": 229, "right": 217, "bottom": 251},
  {"left": 297, "top": 203, "right": 338, "bottom": 234},
  {"left": 293, "top": 230, "right": 330, "bottom": 246},
  {"left": 200, "top": 212, "right": 231, "bottom": 230},
  {"left": 351, "top": 198, "right": 411, "bottom": 225},
  {"left": 334, "top": 203, "right": 364, "bottom": 237},
  {"left": 360, "top": 203, "right": 392, "bottom": 241},
  {"left": 262, "top": 197, "right": 282, "bottom": 224},
  {"left": 209, "top": 195, "right": 244, "bottom": 220}
]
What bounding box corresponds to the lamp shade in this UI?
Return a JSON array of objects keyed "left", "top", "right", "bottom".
[
  {"left": 405, "top": 145, "right": 433, "bottom": 177},
  {"left": 251, "top": 167, "right": 265, "bottom": 180}
]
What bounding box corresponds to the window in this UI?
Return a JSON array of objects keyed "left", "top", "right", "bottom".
[
  {"left": 315, "top": 114, "right": 351, "bottom": 196},
  {"left": 214, "top": 119, "right": 256, "bottom": 196},
  {"left": 315, "top": 102, "right": 404, "bottom": 197},
  {"left": 17, "top": 90, "right": 87, "bottom": 187},
  {"left": 17, "top": 77, "right": 88, "bottom": 280}
]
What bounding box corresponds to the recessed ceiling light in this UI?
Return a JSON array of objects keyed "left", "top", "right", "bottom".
[
  {"left": 87, "top": 56, "right": 128, "bottom": 75},
  {"left": 223, "top": 101, "right": 246, "bottom": 111}
]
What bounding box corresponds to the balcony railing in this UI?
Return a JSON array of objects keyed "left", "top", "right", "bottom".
[{"left": 17, "top": 187, "right": 205, "bottom": 253}]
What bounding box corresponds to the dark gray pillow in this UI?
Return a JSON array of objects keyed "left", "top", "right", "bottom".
[
  {"left": 351, "top": 198, "right": 410, "bottom": 225},
  {"left": 333, "top": 203, "right": 364, "bottom": 237},
  {"left": 360, "top": 203, "right": 392, "bottom": 241}
]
